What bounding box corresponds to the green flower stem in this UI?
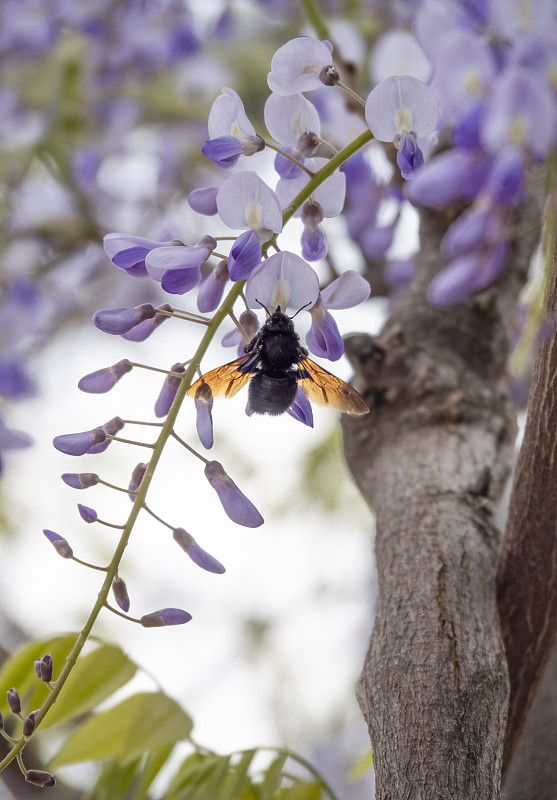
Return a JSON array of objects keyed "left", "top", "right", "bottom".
[
  {"left": 280, "top": 127, "right": 373, "bottom": 230},
  {"left": 0, "top": 125, "right": 374, "bottom": 775},
  {"left": 299, "top": 0, "right": 331, "bottom": 41}
]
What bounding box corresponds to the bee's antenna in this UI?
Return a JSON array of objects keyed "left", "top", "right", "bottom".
[
  {"left": 290, "top": 301, "right": 312, "bottom": 320},
  {"left": 255, "top": 298, "right": 272, "bottom": 317}
]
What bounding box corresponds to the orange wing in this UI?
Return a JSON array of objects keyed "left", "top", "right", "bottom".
[
  {"left": 187, "top": 355, "right": 255, "bottom": 400},
  {"left": 297, "top": 358, "right": 369, "bottom": 415}
]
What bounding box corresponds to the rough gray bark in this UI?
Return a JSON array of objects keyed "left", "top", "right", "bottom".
[
  {"left": 503, "top": 640, "right": 557, "bottom": 800},
  {"left": 497, "top": 223, "right": 557, "bottom": 785},
  {"left": 342, "top": 180, "right": 542, "bottom": 798}
]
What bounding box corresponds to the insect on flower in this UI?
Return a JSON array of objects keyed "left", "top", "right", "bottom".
[{"left": 188, "top": 305, "right": 369, "bottom": 416}]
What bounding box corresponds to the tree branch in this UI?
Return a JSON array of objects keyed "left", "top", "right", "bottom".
[
  {"left": 497, "top": 212, "right": 557, "bottom": 779},
  {"left": 342, "top": 171, "right": 543, "bottom": 798}
]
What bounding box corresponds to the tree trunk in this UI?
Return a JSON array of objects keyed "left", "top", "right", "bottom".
[{"left": 342, "top": 180, "right": 542, "bottom": 798}]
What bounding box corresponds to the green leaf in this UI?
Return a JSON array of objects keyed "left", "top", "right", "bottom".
[
  {"left": 49, "top": 691, "right": 193, "bottom": 767},
  {"left": 0, "top": 634, "right": 78, "bottom": 710},
  {"left": 166, "top": 752, "right": 206, "bottom": 795},
  {"left": 92, "top": 756, "right": 142, "bottom": 800},
  {"left": 132, "top": 743, "right": 175, "bottom": 800},
  {"left": 40, "top": 642, "right": 137, "bottom": 729},
  {"left": 259, "top": 753, "right": 288, "bottom": 800},
  {"left": 221, "top": 749, "right": 257, "bottom": 800},
  {"left": 173, "top": 755, "right": 224, "bottom": 799},
  {"left": 279, "top": 781, "right": 322, "bottom": 800}
]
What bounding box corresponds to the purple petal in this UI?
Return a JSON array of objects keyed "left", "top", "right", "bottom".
[
  {"left": 194, "top": 382, "right": 214, "bottom": 449},
  {"left": 306, "top": 307, "right": 344, "bottom": 361},
  {"left": 53, "top": 428, "right": 106, "bottom": 456},
  {"left": 406, "top": 150, "right": 492, "bottom": 207},
  {"left": 188, "top": 186, "right": 218, "bottom": 215},
  {"left": 197, "top": 261, "right": 229, "bottom": 313},
  {"left": 145, "top": 245, "right": 210, "bottom": 282},
  {"left": 43, "top": 529, "right": 73, "bottom": 558},
  {"left": 396, "top": 133, "right": 424, "bottom": 179},
  {"left": 202, "top": 136, "right": 244, "bottom": 169},
  {"left": 321, "top": 271, "right": 371, "bottom": 310},
  {"left": 61, "top": 472, "right": 99, "bottom": 489},
  {"left": 228, "top": 230, "right": 262, "bottom": 281},
  {"left": 204, "top": 460, "right": 264, "bottom": 528},
  {"left": 161, "top": 267, "right": 201, "bottom": 294},
  {"left": 78, "top": 359, "right": 133, "bottom": 393},
  {"left": 93, "top": 305, "right": 156, "bottom": 335},
  {"left": 140, "top": 608, "right": 192, "bottom": 627},
  {"left": 155, "top": 364, "right": 185, "bottom": 418},
  {"left": 245, "top": 251, "right": 319, "bottom": 312},
  {"left": 287, "top": 387, "right": 314, "bottom": 427},
  {"left": 301, "top": 226, "right": 327, "bottom": 261},
  {"left": 112, "top": 577, "right": 130, "bottom": 612},
  {"left": 122, "top": 304, "right": 172, "bottom": 341},
  {"left": 77, "top": 504, "right": 97, "bottom": 523}
]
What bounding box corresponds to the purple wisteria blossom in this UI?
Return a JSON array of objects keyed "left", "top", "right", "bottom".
[
  {"left": 204, "top": 460, "right": 263, "bottom": 528},
  {"left": 264, "top": 92, "right": 320, "bottom": 177},
  {"left": 203, "top": 87, "right": 264, "bottom": 170},
  {"left": 61, "top": 472, "right": 99, "bottom": 489},
  {"left": 103, "top": 234, "right": 176, "bottom": 278},
  {"left": 155, "top": 364, "right": 185, "bottom": 418},
  {"left": 307, "top": 271, "right": 371, "bottom": 361},
  {"left": 43, "top": 529, "right": 73, "bottom": 559},
  {"left": 365, "top": 75, "right": 439, "bottom": 179},
  {"left": 245, "top": 251, "right": 319, "bottom": 313},
  {"left": 140, "top": 608, "right": 192, "bottom": 627},
  {"left": 78, "top": 359, "right": 133, "bottom": 394},
  {"left": 173, "top": 528, "right": 225, "bottom": 573},
  {"left": 267, "top": 37, "right": 335, "bottom": 95},
  {"left": 193, "top": 382, "right": 214, "bottom": 449}
]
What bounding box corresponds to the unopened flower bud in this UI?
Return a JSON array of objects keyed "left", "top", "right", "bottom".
[
  {"left": 23, "top": 711, "right": 37, "bottom": 736},
  {"left": 112, "top": 576, "right": 130, "bottom": 612},
  {"left": 173, "top": 528, "right": 225, "bottom": 573},
  {"left": 204, "top": 460, "right": 263, "bottom": 528},
  {"left": 301, "top": 199, "right": 324, "bottom": 230},
  {"left": 43, "top": 529, "right": 74, "bottom": 559},
  {"left": 238, "top": 310, "right": 259, "bottom": 341},
  {"left": 93, "top": 304, "right": 156, "bottom": 335},
  {"left": 77, "top": 503, "right": 97, "bottom": 523},
  {"left": 123, "top": 303, "right": 173, "bottom": 342},
  {"left": 140, "top": 608, "right": 192, "bottom": 627},
  {"left": 297, "top": 131, "right": 319, "bottom": 158},
  {"left": 7, "top": 687, "right": 21, "bottom": 714},
  {"left": 61, "top": 472, "right": 99, "bottom": 489},
  {"left": 194, "top": 382, "right": 214, "bottom": 449},
  {"left": 53, "top": 428, "right": 106, "bottom": 456},
  {"left": 34, "top": 655, "right": 53, "bottom": 683},
  {"left": 78, "top": 359, "right": 133, "bottom": 394},
  {"left": 319, "top": 64, "right": 339, "bottom": 86},
  {"left": 25, "top": 770, "right": 56, "bottom": 787},
  {"left": 155, "top": 363, "right": 185, "bottom": 418},
  {"left": 128, "top": 462, "right": 148, "bottom": 501}
]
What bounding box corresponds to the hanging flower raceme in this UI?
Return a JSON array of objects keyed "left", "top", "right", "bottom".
[
  {"left": 365, "top": 75, "right": 439, "bottom": 178},
  {"left": 202, "top": 87, "right": 265, "bottom": 169}
]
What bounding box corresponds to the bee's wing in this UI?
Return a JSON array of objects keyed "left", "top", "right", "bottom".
[
  {"left": 297, "top": 358, "right": 369, "bottom": 415},
  {"left": 187, "top": 353, "right": 257, "bottom": 400}
]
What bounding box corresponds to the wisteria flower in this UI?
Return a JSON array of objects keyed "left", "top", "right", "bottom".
[
  {"left": 307, "top": 271, "right": 371, "bottom": 361},
  {"left": 217, "top": 171, "right": 282, "bottom": 239},
  {"left": 204, "top": 460, "right": 264, "bottom": 528},
  {"left": 203, "top": 87, "right": 264, "bottom": 169},
  {"left": 145, "top": 237, "right": 216, "bottom": 295},
  {"left": 365, "top": 75, "right": 439, "bottom": 178},
  {"left": 480, "top": 66, "right": 557, "bottom": 158},
  {"left": 264, "top": 92, "right": 321, "bottom": 148},
  {"left": 267, "top": 37, "right": 335, "bottom": 95},
  {"left": 245, "top": 251, "right": 320, "bottom": 313},
  {"left": 103, "top": 234, "right": 177, "bottom": 277},
  {"left": 428, "top": 242, "right": 509, "bottom": 306}
]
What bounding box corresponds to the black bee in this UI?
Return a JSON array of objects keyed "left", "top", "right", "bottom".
[{"left": 187, "top": 306, "right": 369, "bottom": 416}]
